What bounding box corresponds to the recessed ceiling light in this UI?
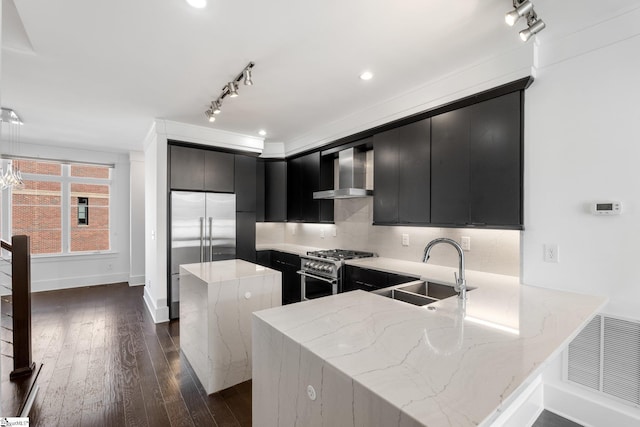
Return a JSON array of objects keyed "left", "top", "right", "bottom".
[
  {"left": 258, "top": 130, "right": 267, "bottom": 137},
  {"left": 359, "top": 71, "right": 374, "bottom": 81},
  {"left": 186, "top": 0, "right": 207, "bottom": 8}
]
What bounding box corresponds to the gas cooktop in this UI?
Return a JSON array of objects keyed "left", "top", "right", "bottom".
[{"left": 305, "top": 249, "right": 376, "bottom": 261}]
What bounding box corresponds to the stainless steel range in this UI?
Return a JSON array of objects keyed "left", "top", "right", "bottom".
[{"left": 298, "top": 249, "right": 376, "bottom": 301}]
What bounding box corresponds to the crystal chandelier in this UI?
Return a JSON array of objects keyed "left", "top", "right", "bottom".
[{"left": 0, "top": 108, "right": 24, "bottom": 189}]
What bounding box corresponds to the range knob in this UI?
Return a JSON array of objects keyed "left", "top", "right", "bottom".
[
  {"left": 324, "top": 265, "right": 332, "bottom": 272},
  {"left": 305, "top": 262, "right": 312, "bottom": 268}
]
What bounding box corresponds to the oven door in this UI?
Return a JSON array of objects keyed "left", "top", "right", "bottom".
[{"left": 297, "top": 270, "right": 338, "bottom": 301}]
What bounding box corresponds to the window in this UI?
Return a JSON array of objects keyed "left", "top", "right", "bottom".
[
  {"left": 77, "top": 197, "right": 89, "bottom": 225},
  {"left": 2, "top": 159, "right": 112, "bottom": 255}
]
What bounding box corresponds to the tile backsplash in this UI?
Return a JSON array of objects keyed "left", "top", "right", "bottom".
[{"left": 257, "top": 197, "right": 520, "bottom": 277}]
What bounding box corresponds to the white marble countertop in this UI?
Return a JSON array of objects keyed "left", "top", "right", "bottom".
[
  {"left": 255, "top": 243, "right": 322, "bottom": 256},
  {"left": 254, "top": 275, "right": 607, "bottom": 426},
  {"left": 180, "top": 259, "right": 279, "bottom": 284}
]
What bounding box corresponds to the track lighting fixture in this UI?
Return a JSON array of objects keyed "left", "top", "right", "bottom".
[
  {"left": 505, "top": 0, "right": 532, "bottom": 26},
  {"left": 505, "top": 1, "right": 545, "bottom": 41},
  {"left": 227, "top": 82, "right": 239, "bottom": 98},
  {"left": 204, "top": 62, "right": 255, "bottom": 123},
  {"left": 243, "top": 68, "right": 253, "bottom": 86},
  {"left": 519, "top": 15, "right": 546, "bottom": 41}
]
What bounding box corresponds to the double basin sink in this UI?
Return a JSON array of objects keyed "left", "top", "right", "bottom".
[{"left": 373, "top": 280, "right": 473, "bottom": 306}]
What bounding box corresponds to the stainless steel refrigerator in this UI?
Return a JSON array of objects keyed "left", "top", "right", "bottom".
[{"left": 170, "top": 191, "right": 236, "bottom": 319}]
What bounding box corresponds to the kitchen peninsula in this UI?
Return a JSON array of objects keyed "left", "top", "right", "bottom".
[
  {"left": 180, "top": 259, "right": 281, "bottom": 394},
  {"left": 252, "top": 264, "right": 606, "bottom": 426}
]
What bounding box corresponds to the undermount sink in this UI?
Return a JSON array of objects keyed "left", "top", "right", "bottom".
[{"left": 373, "top": 280, "right": 474, "bottom": 307}]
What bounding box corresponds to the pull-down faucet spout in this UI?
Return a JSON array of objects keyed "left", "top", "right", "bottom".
[{"left": 422, "top": 238, "right": 467, "bottom": 300}]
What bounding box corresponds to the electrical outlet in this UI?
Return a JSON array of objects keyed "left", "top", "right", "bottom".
[
  {"left": 401, "top": 234, "right": 409, "bottom": 247},
  {"left": 332, "top": 227, "right": 337, "bottom": 237},
  {"left": 543, "top": 244, "right": 559, "bottom": 263},
  {"left": 461, "top": 236, "right": 471, "bottom": 251},
  {"left": 320, "top": 228, "right": 325, "bottom": 239}
]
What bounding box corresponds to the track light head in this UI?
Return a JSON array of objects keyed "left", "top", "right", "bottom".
[
  {"left": 227, "top": 82, "right": 239, "bottom": 97},
  {"left": 243, "top": 68, "right": 253, "bottom": 86},
  {"left": 505, "top": 0, "right": 533, "bottom": 26},
  {"left": 519, "top": 17, "right": 546, "bottom": 41},
  {"left": 212, "top": 101, "right": 222, "bottom": 114},
  {"left": 205, "top": 109, "right": 216, "bottom": 122}
]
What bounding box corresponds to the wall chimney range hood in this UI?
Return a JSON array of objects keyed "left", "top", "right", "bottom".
[{"left": 313, "top": 147, "right": 373, "bottom": 199}]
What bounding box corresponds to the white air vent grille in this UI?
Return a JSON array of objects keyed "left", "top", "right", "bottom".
[
  {"left": 567, "top": 315, "right": 601, "bottom": 390},
  {"left": 566, "top": 314, "right": 640, "bottom": 407},
  {"left": 603, "top": 317, "right": 640, "bottom": 405}
]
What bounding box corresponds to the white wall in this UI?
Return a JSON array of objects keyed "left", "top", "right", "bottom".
[
  {"left": 522, "top": 9, "right": 640, "bottom": 320},
  {"left": 4, "top": 142, "right": 131, "bottom": 292},
  {"left": 129, "top": 151, "right": 145, "bottom": 285}
]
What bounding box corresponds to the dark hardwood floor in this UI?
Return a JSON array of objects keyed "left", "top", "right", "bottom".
[{"left": 4, "top": 282, "right": 251, "bottom": 426}]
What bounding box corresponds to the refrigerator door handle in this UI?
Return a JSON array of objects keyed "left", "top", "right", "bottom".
[
  {"left": 208, "top": 217, "right": 213, "bottom": 262},
  {"left": 199, "top": 217, "right": 205, "bottom": 262}
]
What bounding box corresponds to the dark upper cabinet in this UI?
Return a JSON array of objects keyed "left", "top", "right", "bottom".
[
  {"left": 205, "top": 150, "right": 234, "bottom": 193},
  {"left": 287, "top": 152, "right": 333, "bottom": 223},
  {"left": 431, "top": 108, "right": 471, "bottom": 225},
  {"left": 235, "top": 155, "right": 257, "bottom": 212},
  {"left": 265, "top": 160, "right": 287, "bottom": 221},
  {"left": 468, "top": 92, "right": 521, "bottom": 226},
  {"left": 373, "top": 119, "right": 431, "bottom": 224},
  {"left": 256, "top": 161, "right": 266, "bottom": 222},
  {"left": 170, "top": 144, "right": 234, "bottom": 192},
  {"left": 431, "top": 91, "right": 522, "bottom": 227},
  {"left": 170, "top": 145, "right": 206, "bottom": 190}
]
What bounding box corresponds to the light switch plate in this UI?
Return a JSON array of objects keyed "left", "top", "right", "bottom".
[
  {"left": 402, "top": 234, "right": 409, "bottom": 247},
  {"left": 461, "top": 236, "right": 471, "bottom": 251}
]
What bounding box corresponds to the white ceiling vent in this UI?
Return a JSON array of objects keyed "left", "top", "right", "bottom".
[{"left": 566, "top": 314, "right": 640, "bottom": 407}]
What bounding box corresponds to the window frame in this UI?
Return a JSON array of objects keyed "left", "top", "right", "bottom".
[{"left": 1, "top": 159, "right": 114, "bottom": 257}]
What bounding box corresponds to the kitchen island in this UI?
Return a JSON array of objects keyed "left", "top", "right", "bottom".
[
  {"left": 180, "top": 259, "right": 281, "bottom": 394},
  {"left": 252, "top": 270, "right": 606, "bottom": 426}
]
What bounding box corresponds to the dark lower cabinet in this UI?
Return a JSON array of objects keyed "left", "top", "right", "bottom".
[
  {"left": 268, "top": 251, "right": 301, "bottom": 305},
  {"left": 431, "top": 91, "right": 522, "bottom": 227},
  {"left": 343, "top": 265, "right": 417, "bottom": 292}
]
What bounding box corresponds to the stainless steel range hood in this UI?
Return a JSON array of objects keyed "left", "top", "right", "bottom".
[{"left": 313, "top": 147, "right": 373, "bottom": 199}]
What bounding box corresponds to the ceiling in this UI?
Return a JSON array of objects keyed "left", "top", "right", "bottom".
[{"left": 1, "top": 0, "right": 638, "bottom": 154}]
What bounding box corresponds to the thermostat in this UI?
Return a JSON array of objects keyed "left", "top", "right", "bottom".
[{"left": 591, "top": 201, "right": 622, "bottom": 215}]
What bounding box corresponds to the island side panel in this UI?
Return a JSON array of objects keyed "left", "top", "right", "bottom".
[
  {"left": 179, "top": 269, "right": 210, "bottom": 390},
  {"left": 252, "top": 313, "right": 423, "bottom": 427},
  {"left": 208, "top": 270, "right": 282, "bottom": 393}
]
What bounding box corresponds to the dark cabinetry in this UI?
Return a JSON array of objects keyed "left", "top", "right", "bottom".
[
  {"left": 257, "top": 160, "right": 287, "bottom": 222},
  {"left": 343, "top": 265, "right": 417, "bottom": 292},
  {"left": 235, "top": 155, "right": 257, "bottom": 212},
  {"left": 236, "top": 212, "right": 256, "bottom": 263},
  {"left": 170, "top": 144, "right": 234, "bottom": 192},
  {"left": 373, "top": 119, "right": 431, "bottom": 224},
  {"left": 268, "top": 251, "right": 301, "bottom": 305},
  {"left": 287, "top": 152, "right": 333, "bottom": 223},
  {"left": 431, "top": 92, "right": 522, "bottom": 227}
]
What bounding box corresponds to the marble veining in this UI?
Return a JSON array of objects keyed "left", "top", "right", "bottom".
[
  {"left": 180, "top": 259, "right": 281, "bottom": 394},
  {"left": 253, "top": 269, "right": 606, "bottom": 427}
]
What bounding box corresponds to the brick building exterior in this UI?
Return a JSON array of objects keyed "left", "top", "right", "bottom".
[{"left": 10, "top": 160, "right": 110, "bottom": 254}]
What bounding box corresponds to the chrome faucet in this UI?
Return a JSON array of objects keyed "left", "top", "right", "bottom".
[{"left": 422, "top": 238, "right": 467, "bottom": 300}]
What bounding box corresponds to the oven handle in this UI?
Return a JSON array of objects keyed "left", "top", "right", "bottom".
[{"left": 296, "top": 270, "right": 338, "bottom": 284}]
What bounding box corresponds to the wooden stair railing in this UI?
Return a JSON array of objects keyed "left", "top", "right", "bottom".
[{"left": 1, "top": 235, "right": 35, "bottom": 379}]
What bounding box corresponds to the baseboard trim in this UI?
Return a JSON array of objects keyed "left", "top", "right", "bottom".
[
  {"left": 128, "top": 274, "right": 145, "bottom": 286},
  {"left": 544, "top": 382, "right": 640, "bottom": 427},
  {"left": 143, "top": 287, "right": 169, "bottom": 324},
  {"left": 31, "top": 272, "right": 129, "bottom": 293}
]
